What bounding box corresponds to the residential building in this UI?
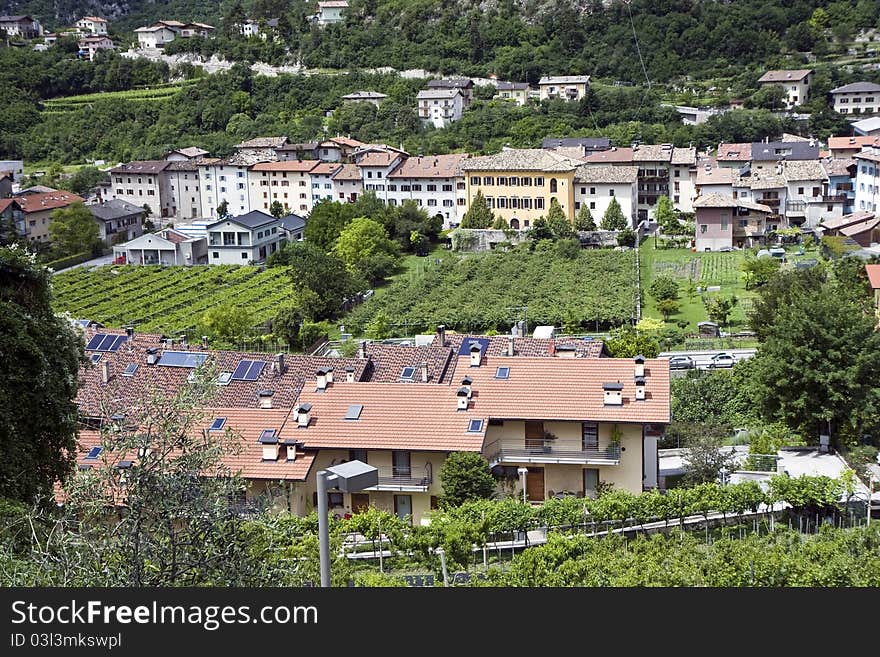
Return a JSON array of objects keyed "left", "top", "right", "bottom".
[
  {"left": 542, "top": 137, "right": 611, "bottom": 157},
  {"left": 134, "top": 24, "right": 177, "bottom": 48},
  {"left": 417, "top": 88, "right": 465, "bottom": 128},
  {"left": 78, "top": 35, "right": 113, "bottom": 61},
  {"left": 827, "top": 135, "right": 880, "bottom": 159},
  {"left": 165, "top": 147, "right": 209, "bottom": 161},
  {"left": 164, "top": 160, "right": 203, "bottom": 219},
  {"left": 632, "top": 143, "right": 674, "bottom": 220},
  {"left": 756, "top": 69, "right": 813, "bottom": 109},
  {"left": 341, "top": 91, "right": 388, "bottom": 107},
  {"left": 277, "top": 136, "right": 365, "bottom": 163},
  {"left": 239, "top": 18, "right": 277, "bottom": 38},
  {"left": 695, "top": 164, "right": 736, "bottom": 198},
  {"left": 738, "top": 168, "right": 787, "bottom": 234},
  {"left": 235, "top": 136, "right": 286, "bottom": 161},
  {"left": 572, "top": 165, "right": 639, "bottom": 227},
  {"left": 14, "top": 190, "right": 85, "bottom": 243},
  {"left": 355, "top": 147, "right": 407, "bottom": 203},
  {"left": 854, "top": 148, "right": 880, "bottom": 213},
  {"left": 426, "top": 78, "right": 474, "bottom": 107},
  {"left": 670, "top": 147, "right": 697, "bottom": 212},
  {"left": 750, "top": 140, "right": 819, "bottom": 169},
  {"left": 0, "top": 160, "right": 25, "bottom": 182},
  {"left": 309, "top": 162, "right": 342, "bottom": 206},
  {"left": 176, "top": 22, "right": 214, "bottom": 38},
  {"left": 275, "top": 142, "right": 320, "bottom": 161},
  {"left": 494, "top": 81, "right": 531, "bottom": 106},
  {"left": 538, "top": 76, "right": 591, "bottom": 102},
  {"left": 460, "top": 149, "right": 583, "bottom": 227},
  {"left": 386, "top": 153, "right": 470, "bottom": 227},
  {"left": 694, "top": 194, "right": 773, "bottom": 251},
  {"left": 278, "top": 214, "right": 306, "bottom": 241},
  {"left": 76, "top": 16, "right": 108, "bottom": 35},
  {"left": 830, "top": 82, "right": 880, "bottom": 116},
  {"left": 0, "top": 15, "right": 42, "bottom": 39},
  {"left": 248, "top": 160, "right": 319, "bottom": 215},
  {"left": 0, "top": 198, "right": 25, "bottom": 238},
  {"left": 112, "top": 228, "right": 207, "bottom": 265},
  {"left": 89, "top": 199, "right": 145, "bottom": 245},
  {"left": 0, "top": 172, "right": 12, "bottom": 199},
  {"left": 823, "top": 157, "right": 857, "bottom": 215},
  {"left": 715, "top": 142, "right": 752, "bottom": 169},
  {"left": 205, "top": 211, "right": 285, "bottom": 264},
  {"left": 198, "top": 155, "right": 263, "bottom": 219},
  {"left": 331, "top": 163, "right": 362, "bottom": 203},
  {"left": 109, "top": 161, "right": 172, "bottom": 218},
  {"left": 314, "top": 1, "right": 348, "bottom": 25},
  {"left": 674, "top": 105, "right": 725, "bottom": 125},
  {"left": 780, "top": 159, "right": 834, "bottom": 228},
  {"left": 819, "top": 211, "right": 880, "bottom": 247},
  {"left": 853, "top": 117, "right": 880, "bottom": 137}
]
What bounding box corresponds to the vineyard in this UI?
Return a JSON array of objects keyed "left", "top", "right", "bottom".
[
  {"left": 345, "top": 247, "right": 637, "bottom": 334},
  {"left": 40, "top": 83, "right": 191, "bottom": 114},
  {"left": 51, "top": 265, "right": 293, "bottom": 334}
]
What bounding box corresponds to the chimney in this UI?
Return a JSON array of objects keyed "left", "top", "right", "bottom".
[
  {"left": 634, "top": 354, "right": 646, "bottom": 378},
  {"left": 634, "top": 376, "right": 646, "bottom": 401},
  {"left": 460, "top": 376, "right": 473, "bottom": 397},
  {"left": 507, "top": 334, "right": 515, "bottom": 356},
  {"left": 358, "top": 340, "right": 367, "bottom": 359},
  {"left": 146, "top": 347, "right": 159, "bottom": 365},
  {"left": 436, "top": 324, "right": 446, "bottom": 347},
  {"left": 469, "top": 343, "right": 482, "bottom": 367},
  {"left": 548, "top": 341, "right": 556, "bottom": 356},
  {"left": 101, "top": 359, "right": 111, "bottom": 384},
  {"left": 325, "top": 368, "right": 334, "bottom": 385},
  {"left": 457, "top": 387, "right": 470, "bottom": 410},
  {"left": 602, "top": 382, "right": 624, "bottom": 406},
  {"left": 179, "top": 332, "right": 187, "bottom": 348},
  {"left": 345, "top": 366, "right": 355, "bottom": 383},
  {"left": 420, "top": 361, "right": 428, "bottom": 383},
  {"left": 275, "top": 353, "right": 286, "bottom": 375},
  {"left": 296, "top": 403, "right": 312, "bottom": 428},
  {"left": 258, "top": 389, "right": 274, "bottom": 409},
  {"left": 201, "top": 335, "right": 209, "bottom": 348},
  {"left": 125, "top": 326, "right": 134, "bottom": 342},
  {"left": 316, "top": 369, "right": 328, "bottom": 391},
  {"left": 284, "top": 440, "right": 297, "bottom": 462}
]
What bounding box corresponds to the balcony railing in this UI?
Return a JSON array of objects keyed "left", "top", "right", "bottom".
[
  {"left": 759, "top": 197, "right": 780, "bottom": 207},
  {"left": 785, "top": 200, "right": 806, "bottom": 214},
  {"left": 365, "top": 464, "right": 433, "bottom": 492},
  {"left": 486, "top": 441, "right": 621, "bottom": 467}
]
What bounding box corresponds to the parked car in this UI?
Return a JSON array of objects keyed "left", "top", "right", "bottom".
[
  {"left": 668, "top": 355, "right": 695, "bottom": 370},
  {"left": 708, "top": 352, "right": 736, "bottom": 368}
]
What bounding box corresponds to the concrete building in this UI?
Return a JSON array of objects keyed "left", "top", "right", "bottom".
[
  {"left": 538, "top": 76, "right": 591, "bottom": 102},
  {"left": 417, "top": 88, "right": 465, "bottom": 128},
  {"left": 112, "top": 228, "right": 207, "bottom": 265},
  {"left": 572, "top": 165, "right": 639, "bottom": 228},
  {"left": 78, "top": 35, "right": 113, "bottom": 61},
  {"left": 354, "top": 147, "right": 407, "bottom": 203},
  {"left": 109, "top": 161, "right": 173, "bottom": 219},
  {"left": 386, "top": 153, "right": 470, "bottom": 228},
  {"left": 134, "top": 24, "right": 177, "bottom": 48},
  {"left": 853, "top": 117, "right": 880, "bottom": 137},
  {"left": 331, "top": 163, "right": 363, "bottom": 203},
  {"left": 830, "top": 82, "right": 880, "bottom": 116},
  {"left": 89, "top": 199, "right": 145, "bottom": 245},
  {"left": 757, "top": 69, "right": 813, "bottom": 109},
  {"left": 494, "top": 81, "right": 531, "bottom": 106},
  {"left": 694, "top": 194, "right": 773, "bottom": 251},
  {"left": 0, "top": 160, "right": 25, "bottom": 183},
  {"left": 165, "top": 160, "right": 203, "bottom": 220},
  {"left": 248, "top": 160, "right": 319, "bottom": 216},
  {"left": 854, "top": 148, "right": 880, "bottom": 214},
  {"left": 205, "top": 211, "right": 285, "bottom": 265},
  {"left": 198, "top": 155, "right": 264, "bottom": 220},
  {"left": 76, "top": 16, "right": 108, "bottom": 35},
  {"left": 425, "top": 78, "right": 474, "bottom": 107},
  {"left": 309, "top": 162, "right": 343, "bottom": 207},
  {"left": 14, "top": 190, "right": 85, "bottom": 244},
  {"left": 314, "top": 1, "right": 348, "bottom": 25},
  {"left": 341, "top": 91, "right": 388, "bottom": 107}
]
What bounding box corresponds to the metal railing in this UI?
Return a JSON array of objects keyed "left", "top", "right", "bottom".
[
  {"left": 486, "top": 441, "right": 621, "bottom": 466},
  {"left": 372, "top": 464, "right": 433, "bottom": 490}
]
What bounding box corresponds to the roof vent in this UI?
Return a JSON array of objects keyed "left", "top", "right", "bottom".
[
  {"left": 634, "top": 354, "right": 646, "bottom": 378},
  {"left": 296, "top": 403, "right": 312, "bottom": 428},
  {"left": 316, "top": 368, "right": 328, "bottom": 391},
  {"left": 345, "top": 366, "right": 355, "bottom": 383},
  {"left": 469, "top": 342, "right": 482, "bottom": 367},
  {"left": 421, "top": 361, "right": 429, "bottom": 383},
  {"left": 275, "top": 352, "right": 286, "bottom": 375},
  {"left": 457, "top": 387, "right": 470, "bottom": 410},
  {"left": 460, "top": 376, "right": 473, "bottom": 397},
  {"left": 603, "top": 382, "right": 624, "bottom": 406},
  {"left": 146, "top": 347, "right": 159, "bottom": 365},
  {"left": 258, "top": 389, "right": 275, "bottom": 409},
  {"left": 634, "top": 376, "right": 646, "bottom": 400}
]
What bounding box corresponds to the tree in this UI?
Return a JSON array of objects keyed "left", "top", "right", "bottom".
[
  {"left": 601, "top": 198, "right": 627, "bottom": 231},
  {"left": 655, "top": 196, "right": 680, "bottom": 235},
  {"left": 48, "top": 202, "right": 100, "bottom": 257},
  {"left": 269, "top": 201, "right": 286, "bottom": 218},
  {"left": 460, "top": 190, "right": 494, "bottom": 229},
  {"left": 491, "top": 215, "right": 509, "bottom": 229},
  {"left": 704, "top": 295, "right": 737, "bottom": 326},
  {"left": 199, "top": 303, "right": 252, "bottom": 345},
  {"left": 740, "top": 253, "right": 780, "bottom": 290},
  {"left": 272, "top": 303, "right": 302, "bottom": 347},
  {"left": 223, "top": 0, "right": 247, "bottom": 38},
  {"left": 574, "top": 204, "right": 597, "bottom": 231},
  {"left": 438, "top": 452, "right": 496, "bottom": 508},
  {"left": 617, "top": 228, "right": 636, "bottom": 247},
  {"left": 748, "top": 268, "right": 825, "bottom": 340},
  {"left": 604, "top": 325, "right": 660, "bottom": 358},
  {"left": 216, "top": 200, "right": 229, "bottom": 219},
  {"left": 0, "top": 246, "right": 84, "bottom": 503},
  {"left": 746, "top": 85, "right": 787, "bottom": 111},
  {"left": 331, "top": 217, "right": 400, "bottom": 278},
  {"left": 545, "top": 198, "right": 572, "bottom": 239},
  {"left": 656, "top": 299, "right": 680, "bottom": 320},
  {"left": 365, "top": 311, "right": 391, "bottom": 340},
  {"left": 650, "top": 275, "right": 679, "bottom": 302},
  {"left": 681, "top": 427, "right": 741, "bottom": 485},
  {"left": 528, "top": 216, "right": 554, "bottom": 241}
]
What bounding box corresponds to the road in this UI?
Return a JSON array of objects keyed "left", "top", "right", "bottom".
[{"left": 658, "top": 348, "right": 757, "bottom": 372}]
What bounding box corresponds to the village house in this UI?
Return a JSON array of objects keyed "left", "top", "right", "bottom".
[
  {"left": 819, "top": 211, "right": 880, "bottom": 247},
  {"left": 494, "top": 81, "right": 531, "bottom": 106},
  {"left": 0, "top": 159, "right": 25, "bottom": 182},
  {"left": 0, "top": 15, "right": 42, "bottom": 39},
  {"left": 310, "top": 162, "right": 343, "bottom": 206},
  {"left": 830, "top": 82, "right": 880, "bottom": 116},
  {"left": 695, "top": 163, "right": 737, "bottom": 198},
  {"left": 572, "top": 165, "right": 639, "bottom": 227},
  {"left": 314, "top": 1, "right": 348, "bottom": 25},
  {"left": 165, "top": 147, "right": 209, "bottom": 162},
  {"left": 235, "top": 136, "right": 286, "bottom": 161},
  {"left": 75, "top": 16, "right": 108, "bottom": 35},
  {"left": 331, "top": 163, "right": 363, "bottom": 203},
  {"left": 205, "top": 211, "right": 285, "bottom": 264},
  {"left": 354, "top": 146, "right": 407, "bottom": 203},
  {"left": 78, "top": 35, "right": 113, "bottom": 60},
  {"left": 853, "top": 117, "right": 880, "bottom": 137},
  {"left": 780, "top": 159, "right": 836, "bottom": 228},
  {"left": 89, "top": 199, "right": 145, "bottom": 245},
  {"left": 14, "top": 190, "right": 85, "bottom": 243},
  {"left": 854, "top": 148, "right": 880, "bottom": 214},
  {"left": 460, "top": 149, "right": 583, "bottom": 227},
  {"left": 426, "top": 78, "right": 475, "bottom": 107},
  {"left": 112, "top": 228, "right": 207, "bottom": 265},
  {"left": 0, "top": 198, "right": 25, "bottom": 238},
  {"left": 109, "top": 161, "right": 173, "bottom": 219},
  {"left": 715, "top": 143, "right": 753, "bottom": 169},
  {"left": 198, "top": 154, "right": 266, "bottom": 219},
  {"left": 386, "top": 153, "right": 470, "bottom": 228},
  {"left": 694, "top": 193, "right": 773, "bottom": 251},
  {"left": 248, "top": 160, "right": 319, "bottom": 215},
  {"left": 341, "top": 91, "right": 388, "bottom": 108},
  {"left": 538, "top": 75, "right": 591, "bottom": 102},
  {"left": 757, "top": 69, "right": 813, "bottom": 109},
  {"left": 750, "top": 139, "right": 820, "bottom": 170},
  {"left": 417, "top": 88, "right": 465, "bottom": 129},
  {"left": 827, "top": 135, "right": 880, "bottom": 159},
  {"left": 670, "top": 147, "right": 697, "bottom": 212},
  {"left": 164, "top": 160, "right": 204, "bottom": 219},
  {"left": 0, "top": 172, "right": 12, "bottom": 199},
  {"left": 823, "top": 157, "right": 857, "bottom": 215},
  {"left": 134, "top": 24, "right": 177, "bottom": 48}
]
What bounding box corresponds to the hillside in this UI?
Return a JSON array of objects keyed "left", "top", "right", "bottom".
[{"left": 3, "top": 1, "right": 879, "bottom": 84}]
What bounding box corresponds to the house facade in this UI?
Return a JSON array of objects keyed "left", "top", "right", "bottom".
[
  {"left": 78, "top": 35, "right": 113, "bottom": 60},
  {"left": 76, "top": 16, "right": 108, "bottom": 35},
  {"left": 165, "top": 161, "right": 203, "bottom": 219},
  {"left": 354, "top": 148, "right": 407, "bottom": 203},
  {"left": 386, "top": 153, "right": 469, "bottom": 228},
  {"left": 134, "top": 25, "right": 176, "bottom": 48},
  {"left": 757, "top": 69, "right": 813, "bottom": 109},
  {"left": 109, "top": 161, "right": 173, "bottom": 219},
  {"left": 854, "top": 148, "right": 880, "bottom": 214},
  {"left": 417, "top": 89, "right": 465, "bottom": 129},
  {"left": 341, "top": 91, "right": 388, "bottom": 107},
  {"left": 198, "top": 156, "right": 259, "bottom": 219},
  {"left": 112, "top": 228, "right": 207, "bottom": 265},
  {"left": 694, "top": 194, "right": 773, "bottom": 251},
  {"left": 14, "top": 190, "right": 85, "bottom": 243},
  {"left": 310, "top": 163, "right": 343, "bottom": 206},
  {"left": 830, "top": 82, "right": 880, "bottom": 116},
  {"left": 0, "top": 15, "right": 42, "bottom": 38},
  {"left": 494, "top": 82, "right": 531, "bottom": 106},
  {"left": 425, "top": 78, "right": 474, "bottom": 107},
  {"left": 315, "top": 1, "right": 348, "bottom": 25},
  {"left": 205, "top": 211, "right": 285, "bottom": 265},
  {"left": 249, "top": 160, "right": 319, "bottom": 216},
  {"left": 819, "top": 211, "right": 880, "bottom": 247},
  {"left": 572, "top": 165, "right": 639, "bottom": 227},
  {"left": 331, "top": 164, "right": 362, "bottom": 203},
  {"left": 89, "top": 199, "right": 145, "bottom": 245},
  {"left": 538, "top": 76, "right": 591, "bottom": 101}
]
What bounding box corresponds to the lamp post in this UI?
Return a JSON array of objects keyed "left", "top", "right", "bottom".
[
  {"left": 316, "top": 460, "right": 378, "bottom": 587},
  {"left": 518, "top": 467, "right": 529, "bottom": 504}
]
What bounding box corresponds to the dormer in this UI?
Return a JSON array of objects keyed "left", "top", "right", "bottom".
[{"left": 603, "top": 382, "right": 624, "bottom": 406}]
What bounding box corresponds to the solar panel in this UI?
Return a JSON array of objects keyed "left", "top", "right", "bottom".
[
  {"left": 467, "top": 419, "right": 484, "bottom": 433},
  {"left": 345, "top": 404, "right": 363, "bottom": 420},
  {"left": 85, "top": 446, "right": 103, "bottom": 459},
  {"left": 157, "top": 351, "right": 209, "bottom": 368},
  {"left": 495, "top": 367, "right": 510, "bottom": 380},
  {"left": 85, "top": 334, "right": 104, "bottom": 350},
  {"left": 209, "top": 417, "right": 226, "bottom": 431},
  {"left": 86, "top": 333, "right": 127, "bottom": 352},
  {"left": 231, "top": 360, "right": 265, "bottom": 381},
  {"left": 122, "top": 363, "right": 138, "bottom": 377},
  {"left": 457, "top": 337, "right": 489, "bottom": 356}
]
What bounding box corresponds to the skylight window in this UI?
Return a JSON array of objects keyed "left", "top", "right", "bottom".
[
  {"left": 218, "top": 372, "right": 233, "bottom": 385},
  {"left": 90, "top": 353, "right": 102, "bottom": 363},
  {"left": 85, "top": 446, "right": 103, "bottom": 459},
  {"left": 467, "top": 419, "right": 484, "bottom": 433},
  {"left": 209, "top": 417, "right": 226, "bottom": 432},
  {"left": 400, "top": 366, "right": 416, "bottom": 381},
  {"left": 122, "top": 363, "right": 138, "bottom": 377},
  {"left": 345, "top": 404, "right": 363, "bottom": 420},
  {"left": 495, "top": 367, "right": 510, "bottom": 380}
]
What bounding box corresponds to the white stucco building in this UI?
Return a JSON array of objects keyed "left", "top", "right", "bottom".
[
  {"left": 417, "top": 89, "right": 465, "bottom": 129},
  {"left": 205, "top": 211, "right": 285, "bottom": 265},
  {"left": 386, "top": 153, "right": 470, "bottom": 228}
]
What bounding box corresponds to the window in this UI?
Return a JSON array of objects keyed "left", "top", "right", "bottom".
[
  {"left": 589, "top": 202, "right": 596, "bottom": 210},
  {"left": 212, "top": 252, "right": 219, "bottom": 258},
  {"left": 242, "top": 252, "right": 248, "bottom": 259},
  {"left": 609, "top": 189, "right": 615, "bottom": 196},
  {"left": 495, "top": 366, "right": 510, "bottom": 379},
  {"left": 582, "top": 423, "right": 598, "bottom": 450},
  {"left": 549, "top": 178, "right": 558, "bottom": 193},
  {"left": 349, "top": 449, "right": 367, "bottom": 463},
  {"left": 590, "top": 187, "right": 596, "bottom": 195},
  {"left": 392, "top": 451, "right": 411, "bottom": 478},
  {"left": 739, "top": 219, "right": 748, "bottom": 227},
  {"left": 470, "top": 176, "right": 480, "bottom": 185},
  {"left": 483, "top": 176, "right": 494, "bottom": 185},
  {"left": 700, "top": 224, "right": 707, "bottom": 234},
  {"left": 442, "top": 184, "right": 453, "bottom": 192},
  {"left": 412, "top": 184, "right": 422, "bottom": 191},
  {"left": 534, "top": 176, "right": 544, "bottom": 186},
  {"left": 721, "top": 215, "right": 729, "bottom": 231},
  {"left": 497, "top": 177, "right": 507, "bottom": 186},
  {"left": 467, "top": 419, "right": 484, "bottom": 433},
  {"left": 535, "top": 198, "right": 545, "bottom": 210},
  {"left": 427, "top": 184, "right": 437, "bottom": 192},
  {"left": 427, "top": 199, "right": 437, "bottom": 206},
  {"left": 674, "top": 169, "right": 681, "bottom": 178}
]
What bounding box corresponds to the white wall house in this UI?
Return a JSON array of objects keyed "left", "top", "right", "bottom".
[
  {"left": 386, "top": 153, "right": 469, "bottom": 228},
  {"left": 135, "top": 25, "right": 177, "bottom": 48},
  {"left": 670, "top": 147, "right": 697, "bottom": 213},
  {"left": 315, "top": 1, "right": 348, "bottom": 25},
  {"left": 205, "top": 212, "right": 285, "bottom": 265},
  {"left": 355, "top": 148, "right": 407, "bottom": 203},
  {"left": 830, "top": 82, "right": 880, "bottom": 116},
  {"left": 113, "top": 228, "right": 207, "bottom": 266},
  {"left": 331, "top": 164, "right": 363, "bottom": 203},
  {"left": 341, "top": 91, "right": 388, "bottom": 107},
  {"left": 248, "top": 160, "right": 318, "bottom": 216},
  {"left": 310, "top": 163, "right": 342, "bottom": 207},
  {"left": 494, "top": 82, "right": 531, "bottom": 106},
  {"left": 109, "top": 161, "right": 173, "bottom": 219},
  {"left": 165, "top": 161, "right": 203, "bottom": 220},
  {"left": 76, "top": 16, "right": 107, "bottom": 35},
  {"left": 757, "top": 69, "right": 813, "bottom": 109},
  {"left": 538, "top": 76, "right": 591, "bottom": 102},
  {"left": 854, "top": 148, "right": 880, "bottom": 214},
  {"left": 573, "top": 165, "right": 639, "bottom": 228},
  {"left": 199, "top": 157, "right": 255, "bottom": 220},
  {"left": 417, "top": 89, "right": 465, "bottom": 129},
  {"left": 78, "top": 35, "right": 113, "bottom": 61}
]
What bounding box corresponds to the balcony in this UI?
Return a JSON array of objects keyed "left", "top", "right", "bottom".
[
  {"left": 823, "top": 194, "right": 849, "bottom": 203},
  {"left": 365, "top": 464, "right": 432, "bottom": 492},
  {"left": 485, "top": 440, "right": 621, "bottom": 467},
  {"left": 759, "top": 197, "right": 780, "bottom": 208},
  {"left": 785, "top": 200, "right": 806, "bottom": 215}
]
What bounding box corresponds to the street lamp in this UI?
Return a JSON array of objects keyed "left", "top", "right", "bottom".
[
  {"left": 316, "top": 460, "right": 378, "bottom": 587},
  {"left": 517, "top": 467, "right": 529, "bottom": 504}
]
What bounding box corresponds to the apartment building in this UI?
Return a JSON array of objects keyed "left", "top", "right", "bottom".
[
  {"left": 165, "top": 160, "right": 203, "bottom": 220},
  {"left": 198, "top": 155, "right": 261, "bottom": 219},
  {"left": 572, "top": 165, "right": 638, "bottom": 227},
  {"left": 109, "top": 161, "right": 173, "bottom": 218},
  {"left": 694, "top": 194, "right": 774, "bottom": 251},
  {"left": 331, "top": 163, "right": 363, "bottom": 203},
  {"left": 248, "top": 160, "right": 319, "bottom": 215},
  {"left": 854, "top": 148, "right": 880, "bottom": 214},
  {"left": 14, "top": 190, "right": 85, "bottom": 243},
  {"left": 538, "top": 76, "right": 591, "bottom": 101},
  {"left": 757, "top": 69, "right": 813, "bottom": 109},
  {"left": 386, "top": 153, "right": 469, "bottom": 228},
  {"left": 417, "top": 89, "right": 465, "bottom": 128},
  {"left": 830, "top": 82, "right": 880, "bottom": 116},
  {"left": 354, "top": 147, "right": 407, "bottom": 203},
  {"left": 205, "top": 211, "right": 285, "bottom": 264},
  {"left": 310, "top": 163, "right": 343, "bottom": 206},
  {"left": 494, "top": 81, "right": 531, "bottom": 106}
]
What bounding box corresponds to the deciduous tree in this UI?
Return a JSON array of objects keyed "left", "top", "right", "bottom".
[{"left": 48, "top": 202, "right": 100, "bottom": 257}]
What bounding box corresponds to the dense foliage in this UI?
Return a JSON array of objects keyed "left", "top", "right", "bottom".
[{"left": 344, "top": 242, "right": 636, "bottom": 335}]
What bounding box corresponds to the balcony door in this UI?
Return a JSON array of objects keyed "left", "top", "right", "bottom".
[
  {"left": 526, "top": 468, "right": 545, "bottom": 501},
  {"left": 392, "top": 450, "right": 411, "bottom": 479},
  {"left": 582, "top": 423, "right": 599, "bottom": 451},
  {"left": 525, "top": 421, "right": 544, "bottom": 450},
  {"left": 584, "top": 468, "right": 599, "bottom": 499}
]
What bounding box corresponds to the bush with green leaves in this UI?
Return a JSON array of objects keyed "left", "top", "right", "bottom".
[{"left": 438, "top": 452, "right": 497, "bottom": 508}]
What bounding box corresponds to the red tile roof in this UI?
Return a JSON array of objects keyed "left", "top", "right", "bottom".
[
  {"left": 580, "top": 147, "right": 635, "bottom": 164},
  {"left": 14, "top": 191, "right": 84, "bottom": 213},
  {"left": 442, "top": 333, "right": 605, "bottom": 359},
  {"left": 252, "top": 161, "right": 319, "bottom": 172},
  {"left": 310, "top": 162, "right": 343, "bottom": 175},
  {"left": 828, "top": 136, "right": 880, "bottom": 151},
  {"left": 716, "top": 143, "right": 752, "bottom": 161},
  {"left": 363, "top": 343, "right": 455, "bottom": 383},
  {"left": 357, "top": 152, "right": 401, "bottom": 168},
  {"left": 329, "top": 136, "right": 364, "bottom": 149},
  {"left": 332, "top": 163, "right": 361, "bottom": 181},
  {"left": 866, "top": 264, "right": 880, "bottom": 289}
]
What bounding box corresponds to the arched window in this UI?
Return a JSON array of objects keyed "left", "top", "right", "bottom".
[
  {"left": 549, "top": 178, "right": 558, "bottom": 193},
  {"left": 510, "top": 218, "right": 520, "bottom": 229}
]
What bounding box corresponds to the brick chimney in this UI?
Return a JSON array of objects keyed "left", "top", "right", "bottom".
[{"left": 275, "top": 353, "right": 286, "bottom": 375}]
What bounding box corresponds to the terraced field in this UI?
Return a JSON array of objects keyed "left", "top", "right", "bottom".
[
  {"left": 41, "top": 82, "right": 192, "bottom": 114},
  {"left": 52, "top": 265, "right": 292, "bottom": 334}
]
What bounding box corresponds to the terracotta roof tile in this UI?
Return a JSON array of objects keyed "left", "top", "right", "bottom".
[
  {"left": 866, "top": 264, "right": 880, "bottom": 289},
  {"left": 14, "top": 191, "right": 84, "bottom": 213},
  {"left": 251, "top": 161, "right": 319, "bottom": 172},
  {"left": 387, "top": 153, "right": 469, "bottom": 179}
]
